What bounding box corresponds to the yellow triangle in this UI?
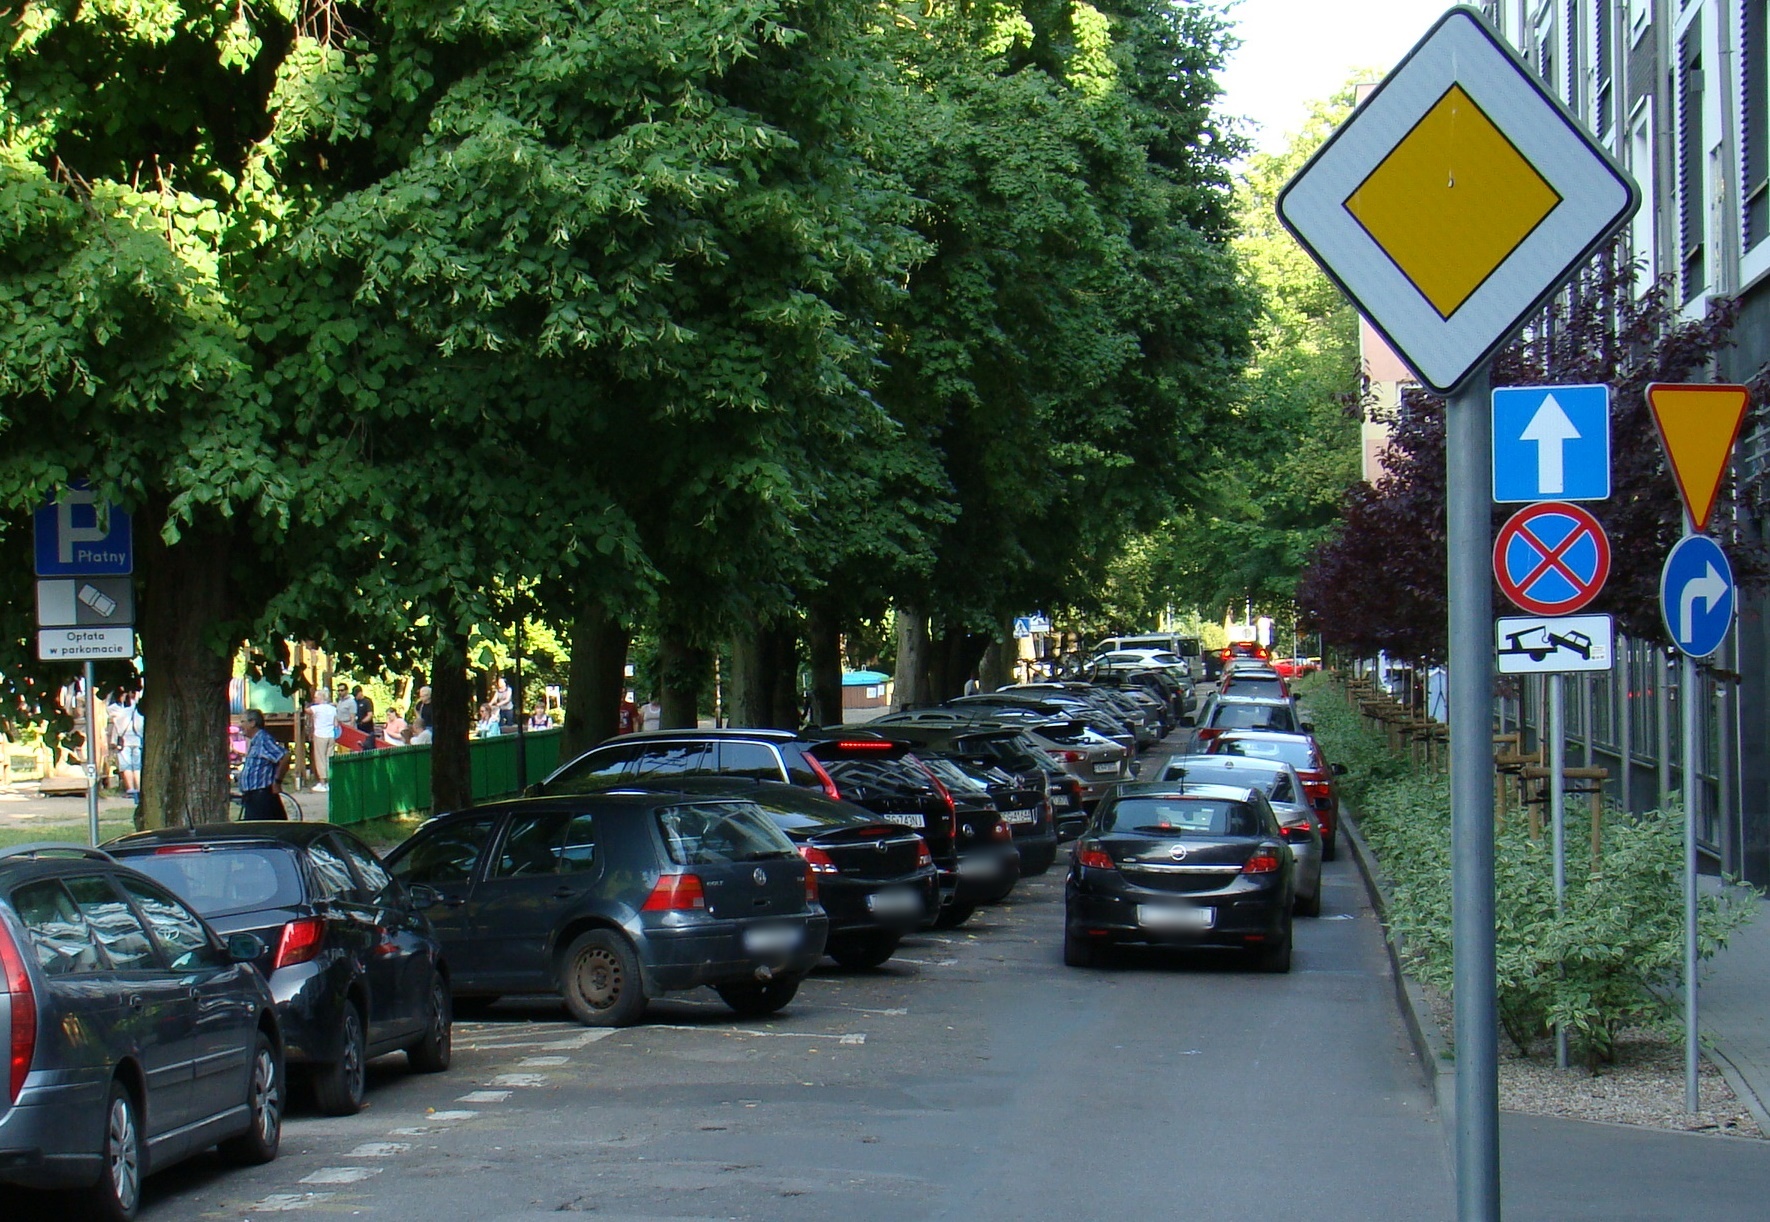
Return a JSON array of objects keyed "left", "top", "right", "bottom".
[{"left": 1646, "top": 383, "right": 1750, "bottom": 531}]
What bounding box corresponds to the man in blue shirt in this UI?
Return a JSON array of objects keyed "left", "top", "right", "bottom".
[{"left": 238, "top": 709, "right": 290, "bottom": 820}]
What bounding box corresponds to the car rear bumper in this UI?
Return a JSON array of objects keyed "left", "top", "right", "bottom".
[
  {"left": 954, "top": 845, "right": 1020, "bottom": 903},
  {"left": 1066, "top": 885, "right": 1288, "bottom": 948},
  {"left": 0, "top": 1082, "right": 104, "bottom": 1190},
  {"left": 819, "top": 870, "right": 941, "bottom": 934},
  {"left": 267, "top": 960, "right": 351, "bottom": 1064},
  {"left": 640, "top": 914, "right": 830, "bottom": 992}
]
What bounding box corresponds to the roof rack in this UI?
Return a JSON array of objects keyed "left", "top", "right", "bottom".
[{"left": 0, "top": 843, "right": 116, "bottom": 863}]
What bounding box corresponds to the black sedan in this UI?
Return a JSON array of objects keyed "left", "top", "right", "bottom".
[
  {"left": 609, "top": 778, "right": 940, "bottom": 969},
  {"left": 107, "top": 823, "right": 453, "bottom": 1116},
  {"left": 382, "top": 794, "right": 830, "bottom": 1026},
  {"left": 1063, "top": 782, "right": 1295, "bottom": 972}
]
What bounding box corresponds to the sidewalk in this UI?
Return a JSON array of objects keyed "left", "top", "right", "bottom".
[
  {"left": 1701, "top": 881, "right": 1770, "bottom": 1132},
  {"left": 0, "top": 779, "right": 335, "bottom": 835}
]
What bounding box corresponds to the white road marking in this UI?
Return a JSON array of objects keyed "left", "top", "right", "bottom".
[
  {"left": 386, "top": 1125, "right": 447, "bottom": 1136},
  {"left": 457, "top": 1090, "right": 512, "bottom": 1104},
  {"left": 457, "top": 1028, "right": 611, "bottom": 1052},
  {"left": 838, "top": 1034, "right": 867, "bottom": 1046},
  {"left": 490, "top": 1072, "right": 551, "bottom": 1087},
  {"left": 518, "top": 1055, "right": 570, "bottom": 1066},
  {"left": 300, "top": 1167, "right": 381, "bottom": 1185},
  {"left": 644, "top": 1024, "right": 867, "bottom": 1042},
  {"left": 346, "top": 1142, "right": 411, "bottom": 1158},
  {"left": 246, "top": 1193, "right": 333, "bottom": 1212},
  {"left": 424, "top": 1110, "right": 479, "bottom": 1121},
  {"left": 848, "top": 1007, "right": 908, "bottom": 1016}
]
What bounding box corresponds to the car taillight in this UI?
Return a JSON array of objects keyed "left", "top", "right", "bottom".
[
  {"left": 1, "top": 921, "right": 36, "bottom": 1104},
  {"left": 1077, "top": 845, "right": 1114, "bottom": 870},
  {"left": 803, "top": 754, "right": 842, "bottom": 802},
  {"left": 799, "top": 845, "right": 840, "bottom": 874},
  {"left": 803, "top": 862, "right": 819, "bottom": 904},
  {"left": 913, "top": 837, "right": 933, "bottom": 869},
  {"left": 1058, "top": 750, "right": 1086, "bottom": 763},
  {"left": 273, "top": 917, "right": 327, "bottom": 970},
  {"left": 991, "top": 819, "right": 1013, "bottom": 843},
  {"left": 1242, "top": 852, "right": 1282, "bottom": 875},
  {"left": 642, "top": 874, "right": 707, "bottom": 911},
  {"left": 1198, "top": 728, "right": 1223, "bottom": 745},
  {"left": 1281, "top": 823, "right": 1313, "bottom": 843}
]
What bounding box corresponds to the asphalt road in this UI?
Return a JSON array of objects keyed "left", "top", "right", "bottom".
[{"left": 104, "top": 829, "right": 1454, "bottom": 1220}]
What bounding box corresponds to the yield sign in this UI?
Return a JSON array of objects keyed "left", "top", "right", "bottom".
[
  {"left": 1645, "top": 383, "right": 1750, "bottom": 532},
  {"left": 1493, "top": 501, "right": 1611, "bottom": 615}
]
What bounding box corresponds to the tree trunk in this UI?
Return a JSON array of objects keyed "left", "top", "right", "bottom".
[
  {"left": 894, "top": 603, "right": 930, "bottom": 711},
  {"left": 728, "top": 628, "right": 770, "bottom": 728},
  {"left": 561, "top": 599, "right": 629, "bottom": 760},
  {"left": 658, "top": 632, "right": 708, "bottom": 729},
  {"left": 767, "top": 619, "right": 801, "bottom": 729},
  {"left": 138, "top": 526, "right": 235, "bottom": 830},
  {"left": 979, "top": 631, "right": 1016, "bottom": 692},
  {"left": 805, "top": 602, "right": 844, "bottom": 728},
  {"left": 928, "top": 624, "right": 989, "bottom": 703},
  {"left": 430, "top": 630, "right": 474, "bottom": 812}
]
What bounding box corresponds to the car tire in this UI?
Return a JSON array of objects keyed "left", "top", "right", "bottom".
[
  {"left": 1321, "top": 824, "right": 1338, "bottom": 862},
  {"left": 827, "top": 932, "right": 901, "bottom": 970},
  {"left": 406, "top": 971, "right": 453, "bottom": 1073},
  {"left": 931, "top": 901, "right": 976, "bottom": 930},
  {"left": 714, "top": 973, "right": 803, "bottom": 1018},
  {"left": 560, "top": 929, "right": 647, "bottom": 1027},
  {"left": 1256, "top": 919, "right": 1294, "bottom": 973},
  {"left": 312, "top": 1000, "right": 367, "bottom": 1116},
  {"left": 219, "top": 1031, "right": 283, "bottom": 1166},
  {"left": 81, "top": 1079, "right": 143, "bottom": 1222},
  {"left": 1295, "top": 886, "right": 1322, "bottom": 918},
  {"left": 1062, "top": 928, "right": 1097, "bottom": 968}
]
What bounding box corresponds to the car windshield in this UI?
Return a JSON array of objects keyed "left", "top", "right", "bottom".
[
  {"left": 1099, "top": 798, "right": 1263, "bottom": 837},
  {"left": 748, "top": 800, "right": 871, "bottom": 833},
  {"left": 1162, "top": 762, "right": 1280, "bottom": 794},
  {"left": 1212, "top": 703, "right": 1296, "bottom": 732},
  {"left": 1217, "top": 737, "right": 1315, "bottom": 769},
  {"left": 122, "top": 846, "right": 305, "bottom": 918},
  {"left": 655, "top": 801, "right": 799, "bottom": 865}
]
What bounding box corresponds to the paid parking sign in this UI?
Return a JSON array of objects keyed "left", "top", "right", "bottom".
[
  {"left": 1493, "top": 385, "right": 1609, "bottom": 502},
  {"left": 1493, "top": 502, "right": 1610, "bottom": 615}
]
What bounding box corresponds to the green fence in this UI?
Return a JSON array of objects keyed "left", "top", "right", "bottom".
[{"left": 326, "top": 730, "right": 564, "bottom": 826}]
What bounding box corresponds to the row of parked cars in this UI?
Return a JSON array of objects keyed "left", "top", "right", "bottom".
[{"left": 0, "top": 646, "right": 1322, "bottom": 1216}]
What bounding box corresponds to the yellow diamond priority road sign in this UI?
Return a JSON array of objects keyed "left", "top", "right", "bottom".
[{"left": 1278, "top": 6, "right": 1637, "bottom": 394}]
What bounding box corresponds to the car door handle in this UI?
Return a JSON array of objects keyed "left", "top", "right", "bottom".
[
  {"left": 551, "top": 886, "right": 580, "bottom": 900},
  {"left": 441, "top": 895, "right": 467, "bottom": 908},
  {"left": 128, "top": 995, "right": 144, "bottom": 1010}
]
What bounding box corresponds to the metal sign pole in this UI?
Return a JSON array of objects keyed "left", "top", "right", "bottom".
[
  {"left": 84, "top": 660, "right": 99, "bottom": 847},
  {"left": 1550, "top": 672, "right": 1567, "bottom": 1069},
  {"left": 1448, "top": 369, "right": 1500, "bottom": 1221},
  {"left": 1683, "top": 510, "right": 1700, "bottom": 1113}
]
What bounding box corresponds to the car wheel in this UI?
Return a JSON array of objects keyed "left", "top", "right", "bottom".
[
  {"left": 1256, "top": 920, "right": 1294, "bottom": 973},
  {"left": 826, "top": 932, "right": 901, "bottom": 970},
  {"left": 714, "top": 973, "right": 803, "bottom": 1018},
  {"left": 312, "top": 1000, "right": 367, "bottom": 1116},
  {"left": 81, "top": 1079, "right": 142, "bottom": 1222},
  {"left": 560, "top": 929, "right": 647, "bottom": 1027},
  {"left": 219, "top": 1031, "right": 283, "bottom": 1165},
  {"left": 1062, "top": 927, "right": 1097, "bottom": 968},
  {"left": 1295, "top": 886, "right": 1322, "bottom": 918},
  {"left": 406, "top": 971, "right": 453, "bottom": 1073},
  {"left": 931, "top": 902, "right": 976, "bottom": 930}
]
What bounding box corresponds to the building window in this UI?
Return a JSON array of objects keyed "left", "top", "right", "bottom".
[
  {"left": 1629, "top": 0, "right": 1650, "bottom": 44},
  {"left": 1679, "top": 19, "right": 1705, "bottom": 301},
  {"left": 1595, "top": 0, "right": 1613, "bottom": 137},
  {"left": 1746, "top": 1, "right": 1769, "bottom": 250},
  {"left": 1631, "top": 101, "right": 1657, "bottom": 288}
]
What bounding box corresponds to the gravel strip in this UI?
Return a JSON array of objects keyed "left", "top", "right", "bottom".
[{"left": 1422, "top": 985, "right": 1763, "bottom": 1138}]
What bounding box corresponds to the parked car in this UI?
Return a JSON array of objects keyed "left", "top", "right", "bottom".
[
  {"left": 0, "top": 844, "right": 283, "bottom": 1221},
  {"left": 1186, "top": 694, "right": 1303, "bottom": 754},
  {"left": 383, "top": 794, "right": 829, "bottom": 1024},
  {"left": 1063, "top": 783, "right": 1295, "bottom": 972},
  {"left": 887, "top": 707, "right": 1127, "bottom": 817},
  {"left": 1216, "top": 667, "right": 1292, "bottom": 703},
  {"left": 1087, "top": 665, "right": 1196, "bottom": 722},
  {"left": 1157, "top": 755, "right": 1322, "bottom": 916},
  {"left": 1206, "top": 729, "right": 1348, "bottom": 860},
  {"left": 947, "top": 692, "right": 1137, "bottom": 757},
  {"left": 605, "top": 777, "right": 939, "bottom": 969},
  {"left": 106, "top": 823, "right": 452, "bottom": 1116}
]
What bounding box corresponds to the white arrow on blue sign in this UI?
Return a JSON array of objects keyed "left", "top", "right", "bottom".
[
  {"left": 1659, "top": 535, "right": 1735, "bottom": 659},
  {"left": 1492, "top": 384, "right": 1611, "bottom": 503}
]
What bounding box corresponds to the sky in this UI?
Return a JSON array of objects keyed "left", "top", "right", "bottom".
[{"left": 1214, "top": 0, "right": 1448, "bottom": 157}]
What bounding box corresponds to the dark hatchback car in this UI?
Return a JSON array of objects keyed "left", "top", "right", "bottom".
[
  {"left": 0, "top": 845, "right": 283, "bottom": 1221},
  {"left": 609, "top": 778, "right": 939, "bottom": 969},
  {"left": 1064, "top": 783, "right": 1295, "bottom": 973},
  {"left": 106, "top": 823, "right": 452, "bottom": 1116},
  {"left": 383, "top": 794, "right": 830, "bottom": 1026}
]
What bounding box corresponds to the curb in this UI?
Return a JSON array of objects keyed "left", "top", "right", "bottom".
[
  {"left": 1341, "top": 806, "right": 1458, "bottom": 1144},
  {"left": 1705, "top": 1042, "right": 1770, "bottom": 1136}
]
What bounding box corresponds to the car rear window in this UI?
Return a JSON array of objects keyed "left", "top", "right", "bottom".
[
  {"left": 1218, "top": 737, "right": 1314, "bottom": 769},
  {"left": 1100, "top": 798, "right": 1263, "bottom": 836},
  {"left": 821, "top": 758, "right": 933, "bottom": 800},
  {"left": 1212, "top": 703, "right": 1296, "bottom": 732},
  {"left": 655, "top": 802, "right": 799, "bottom": 865},
  {"left": 1225, "top": 677, "right": 1286, "bottom": 698},
  {"left": 123, "top": 846, "right": 305, "bottom": 918}
]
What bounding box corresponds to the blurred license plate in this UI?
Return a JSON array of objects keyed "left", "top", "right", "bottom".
[
  {"left": 877, "top": 812, "right": 926, "bottom": 829},
  {"left": 1137, "top": 904, "right": 1213, "bottom": 931},
  {"left": 866, "top": 888, "right": 922, "bottom": 917},
  {"left": 1003, "top": 809, "right": 1035, "bottom": 824},
  {"left": 1093, "top": 763, "right": 1118, "bottom": 775},
  {"left": 743, "top": 925, "right": 802, "bottom": 955}
]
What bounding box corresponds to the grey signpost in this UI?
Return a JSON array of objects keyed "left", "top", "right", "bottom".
[{"left": 1278, "top": 8, "right": 1637, "bottom": 1217}]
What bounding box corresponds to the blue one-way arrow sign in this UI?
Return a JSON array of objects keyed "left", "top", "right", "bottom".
[{"left": 1493, "top": 384, "right": 1611, "bottom": 503}]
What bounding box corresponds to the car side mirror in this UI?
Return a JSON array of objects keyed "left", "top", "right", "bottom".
[
  {"left": 1332, "top": 762, "right": 1347, "bottom": 775},
  {"left": 522, "top": 782, "right": 543, "bottom": 798},
  {"left": 406, "top": 883, "right": 442, "bottom": 908},
  {"left": 226, "top": 932, "right": 267, "bottom": 964}
]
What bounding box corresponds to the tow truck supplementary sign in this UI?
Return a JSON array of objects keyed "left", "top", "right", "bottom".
[
  {"left": 1276, "top": 7, "right": 1637, "bottom": 395},
  {"left": 1495, "top": 613, "right": 1614, "bottom": 674},
  {"left": 1494, "top": 501, "right": 1611, "bottom": 615},
  {"left": 1492, "top": 384, "right": 1610, "bottom": 502}
]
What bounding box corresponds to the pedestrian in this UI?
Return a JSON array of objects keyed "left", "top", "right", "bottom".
[
  {"left": 383, "top": 706, "right": 408, "bottom": 744},
  {"left": 414, "top": 684, "right": 433, "bottom": 738},
  {"left": 115, "top": 692, "right": 143, "bottom": 800},
  {"left": 527, "top": 706, "right": 552, "bottom": 729},
  {"left": 335, "top": 685, "right": 357, "bottom": 732},
  {"left": 354, "top": 685, "right": 376, "bottom": 748},
  {"left": 491, "top": 676, "right": 514, "bottom": 728},
  {"left": 307, "top": 688, "right": 337, "bottom": 792},
  {"left": 476, "top": 702, "right": 502, "bottom": 737},
  {"left": 617, "top": 691, "right": 641, "bottom": 735},
  {"left": 641, "top": 696, "right": 662, "bottom": 732},
  {"left": 237, "top": 710, "right": 290, "bottom": 820}
]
